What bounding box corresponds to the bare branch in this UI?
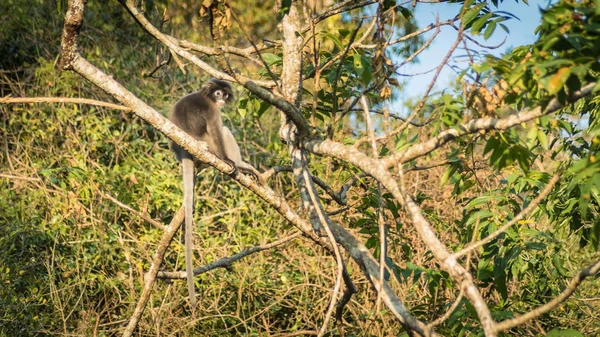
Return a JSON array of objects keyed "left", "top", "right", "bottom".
[
  {"left": 116, "top": 0, "right": 275, "bottom": 88},
  {"left": 397, "top": 15, "right": 441, "bottom": 68},
  {"left": 122, "top": 206, "right": 185, "bottom": 337},
  {"left": 454, "top": 173, "right": 561, "bottom": 258},
  {"left": 98, "top": 190, "right": 166, "bottom": 231},
  {"left": 312, "top": 0, "right": 376, "bottom": 25},
  {"left": 494, "top": 258, "right": 600, "bottom": 333},
  {"left": 312, "top": 175, "right": 348, "bottom": 206},
  {"left": 300, "top": 158, "right": 343, "bottom": 337},
  {"left": 450, "top": 23, "right": 507, "bottom": 49},
  {"left": 404, "top": 160, "right": 452, "bottom": 172},
  {"left": 177, "top": 39, "right": 268, "bottom": 67},
  {"left": 225, "top": 2, "right": 281, "bottom": 84},
  {"left": 386, "top": 31, "right": 463, "bottom": 140},
  {"left": 59, "top": 1, "right": 434, "bottom": 334},
  {"left": 383, "top": 82, "right": 597, "bottom": 168},
  {"left": 397, "top": 165, "right": 496, "bottom": 336},
  {"left": 360, "top": 95, "right": 387, "bottom": 312},
  {"left": 357, "top": 18, "right": 458, "bottom": 49},
  {"left": 0, "top": 173, "right": 42, "bottom": 182},
  {"left": 156, "top": 231, "right": 302, "bottom": 279},
  {"left": 335, "top": 261, "right": 357, "bottom": 337},
  {"left": 306, "top": 139, "right": 496, "bottom": 335},
  {"left": 0, "top": 96, "right": 130, "bottom": 111}
]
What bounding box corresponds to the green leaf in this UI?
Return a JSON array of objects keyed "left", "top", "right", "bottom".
[
  {"left": 483, "top": 21, "right": 497, "bottom": 40},
  {"left": 256, "top": 101, "right": 271, "bottom": 118},
  {"left": 484, "top": 137, "right": 499, "bottom": 155},
  {"left": 440, "top": 165, "right": 458, "bottom": 186},
  {"left": 462, "top": 3, "right": 486, "bottom": 28},
  {"left": 353, "top": 52, "right": 364, "bottom": 74},
  {"left": 592, "top": 217, "right": 600, "bottom": 251},
  {"left": 552, "top": 255, "right": 567, "bottom": 276},
  {"left": 261, "top": 53, "right": 281, "bottom": 66},
  {"left": 494, "top": 257, "right": 508, "bottom": 301},
  {"left": 360, "top": 55, "right": 373, "bottom": 85},
  {"left": 538, "top": 130, "right": 548, "bottom": 149},
  {"left": 237, "top": 98, "right": 248, "bottom": 118},
  {"left": 546, "top": 329, "right": 584, "bottom": 337},
  {"left": 466, "top": 196, "right": 491, "bottom": 210},
  {"left": 397, "top": 6, "right": 413, "bottom": 20},
  {"left": 471, "top": 13, "right": 492, "bottom": 34}
]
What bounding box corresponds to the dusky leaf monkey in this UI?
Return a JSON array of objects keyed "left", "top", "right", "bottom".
[{"left": 169, "top": 79, "right": 261, "bottom": 308}]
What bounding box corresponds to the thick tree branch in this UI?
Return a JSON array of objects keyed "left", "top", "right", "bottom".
[
  {"left": 306, "top": 139, "right": 496, "bottom": 335},
  {"left": 59, "top": 36, "right": 428, "bottom": 337}
]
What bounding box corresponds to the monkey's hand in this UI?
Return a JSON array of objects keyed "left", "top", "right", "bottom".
[
  {"left": 223, "top": 157, "right": 237, "bottom": 171},
  {"left": 238, "top": 165, "right": 264, "bottom": 184}
]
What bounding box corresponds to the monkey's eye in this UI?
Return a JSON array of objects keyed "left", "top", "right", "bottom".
[{"left": 214, "top": 90, "right": 223, "bottom": 97}]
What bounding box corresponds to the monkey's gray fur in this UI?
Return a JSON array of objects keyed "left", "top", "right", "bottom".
[{"left": 169, "top": 79, "right": 261, "bottom": 308}]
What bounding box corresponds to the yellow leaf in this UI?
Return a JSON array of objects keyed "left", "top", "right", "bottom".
[{"left": 547, "top": 67, "right": 571, "bottom": 95}]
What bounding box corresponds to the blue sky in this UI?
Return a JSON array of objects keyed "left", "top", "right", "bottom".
[{"left": 397, "top": 0, "right": 551, "bottom": 105}]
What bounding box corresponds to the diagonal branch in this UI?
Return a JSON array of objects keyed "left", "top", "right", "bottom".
[
  {"left": 122, "top": 206, "right": 185, "bottom": 337},
  {"left": 383, "top": 82, "right": 597, "bottom": 168},
  {"left": 454, "top": 173, "right": 560, "bottom": 258},
  {"left": 156, "top": 231, "right": 302, "bottom": 279},
  {"left": 494, "top": 258, "right": 600, "bottom": 333},
  {"left": 306, "top": 139, "right": 496, "bottom": 336},
  {"left": 116, "top": 0, "right": 274, "bottom": 87},
  {"left": 65, "top": 44, "right": 431, "bottom": 337}
]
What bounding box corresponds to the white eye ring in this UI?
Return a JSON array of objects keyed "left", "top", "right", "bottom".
[{"left": 215, "top": 90, "right": 223, "bottom": 97}]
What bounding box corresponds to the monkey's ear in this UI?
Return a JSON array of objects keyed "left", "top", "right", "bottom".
[
  {"left": 199, "top": 80, "right": 215, "bottom": 96},
  {"left": 225, "top": 87, "right": 235, "bottom": 103}
]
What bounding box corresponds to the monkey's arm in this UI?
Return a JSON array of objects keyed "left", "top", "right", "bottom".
[
  {"left": 206, "top": 117, "right": 237, "bottom": 169},
  {"left": 222, "top": 126, "right": 263, "bottom": 182}
]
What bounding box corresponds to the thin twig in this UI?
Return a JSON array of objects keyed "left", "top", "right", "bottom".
[
  {"left": 0, "top": 173, "right": 42, "bottom": 182},
  {"left": 335, "top": 260, "right": 357, "bottom": 337},
  {"left": 454, "top": 173, "right": 560, "bottom": 258},
  {"left": 298, "top": 151, "right": 344, "bottom": 337},
  {"left": 493, "top": 258, "right": 600, "bottom": 333},
  {"left": 122, "top": 207, "right": 185, "bottom": 337},
  {"left": 0, "top": 96, "right": 131, "bottom": 111},
  {"left": 157, "top": 231, "right": 302, "bottom": 278},
  {"left": 98, "top": 190, "right": 166, "bottom": 231},
  {"left": 360, "top": 95, "right": 387, "bottom": 312},
  {"left": 330, "top": 20, "right": 363, "bottom": 130}
]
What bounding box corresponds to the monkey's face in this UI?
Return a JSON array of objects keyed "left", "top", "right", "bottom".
[{"left": 213, "top": 89, "right": 230, "bottom": 107}]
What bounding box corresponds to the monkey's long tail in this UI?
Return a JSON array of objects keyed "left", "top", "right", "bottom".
[{"left": 182, "top": 157, "right": 197, "bottom": 309}]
